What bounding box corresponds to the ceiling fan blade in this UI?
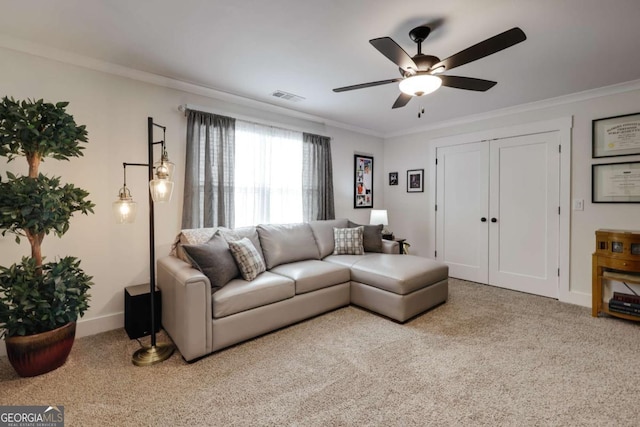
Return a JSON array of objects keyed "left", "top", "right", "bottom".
[
  {"left": 370, "top": 37, "right": 418, "bottom": 71},
  {"left": 392, "top": 93, "right": 412, "bottom": 109},
  {"left": 333, "top": 78, "right": 401, "bottom": 92},
  {"left": 440, "top": 75, "right": 497, "bottom": 91},
  {"left": 430, "top": 27, "right": 526, "bottom": 72}
]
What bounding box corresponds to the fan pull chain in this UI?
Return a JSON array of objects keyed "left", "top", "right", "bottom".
[{"left": 418, "top": 106, "right": 425, "bottom": 118}]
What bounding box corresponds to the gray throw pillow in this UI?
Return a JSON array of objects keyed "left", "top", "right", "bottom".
[
  {"left": 348, "top": 221, "right": 383, "bottom": 253},
  {"left": 182, "top": 232, "right": 240, "bottom": 292}
]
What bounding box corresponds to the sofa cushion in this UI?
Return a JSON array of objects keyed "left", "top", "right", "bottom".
[
  {"left": 182, "top": 232, "right": 239, "bottom": 292},
  {"left": 323, "top": 253, "right": 376, "bottom": 268},
  {"left": 333, "top": 226, "right": 364, "bottom": 255},
  {"left": 221, "top": 226, "right": 265, "bottom": 263},
  {"left": 309, "top": 218, "right": 349, "bottom": 258},
  {"left": 228, "top": 238, "right": 266, "bottom": 281},
  {"left": 270, "top": 260, "right": 351, "bottom": 294},
  {"left": 212, "top": 271, "right": 295, "bottom": 318},
  {"left": 348, "top": 221, "right": 383, "bottom": 253},
  {"left": 349, "top": 254, "right": 449, "bottom": 295},
  {"left": 257, "top": 223, "right": 320, "bottom": 269}
]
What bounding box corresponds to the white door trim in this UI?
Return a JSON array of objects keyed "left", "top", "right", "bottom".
[{"left": 429, "top": 116, "right": 575, "bottom": 304}]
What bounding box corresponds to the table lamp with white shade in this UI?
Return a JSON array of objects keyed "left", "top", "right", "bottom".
[{"left": 370, "top": 209, "right": 392, "bottom": 239}]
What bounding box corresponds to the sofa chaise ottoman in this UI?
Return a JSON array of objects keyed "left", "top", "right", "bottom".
[{"left": 157, "top": 219, "right": 448, "bottom": 361}]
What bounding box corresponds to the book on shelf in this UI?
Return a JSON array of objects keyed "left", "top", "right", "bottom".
[
  {"left": 609, "top": 299, "right": 640, "bottom": 312},
  {"left": 608, "top": 301, "right": 640, "bottom": 317},
  {"left": 612, "top": 291, "right": 640, "bottom": 305}
]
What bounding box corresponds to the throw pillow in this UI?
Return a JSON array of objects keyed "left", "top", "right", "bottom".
[
  {"left": 182, "top": 232, "right": 240, "bottom": 292},
  {"left": 332, "top": 226, "right": 365, "bottom": 255},
  {"left": 220, "top": 226, "right": 266, "bottom": 263},
  {"left": 348, "top": 221, "right": 383, "bottom": 253},
  {"left": 228, "top": 237, "right": 267, "bottom": 281}
]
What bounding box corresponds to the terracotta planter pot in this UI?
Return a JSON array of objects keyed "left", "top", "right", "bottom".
[{"left": 5, "top": 322, "right": 76, "bottom": 377}]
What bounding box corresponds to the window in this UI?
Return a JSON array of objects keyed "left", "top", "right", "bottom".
[
  {"left": 234, "top": 120, "right": 303, "bottom": 227},
  {"left": 183, "top": 109, "right": 334, "bottom": 230}
]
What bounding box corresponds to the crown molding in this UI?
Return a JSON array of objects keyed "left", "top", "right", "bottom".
[
  {"left": 0, "top": 34, "right": 382, "bottom": 138},
  {"left": 3, "top": 33, "right": 638, "bottom": 141},
  {"left": 384, "top": 79, "right": 640, "bottom": 139}
]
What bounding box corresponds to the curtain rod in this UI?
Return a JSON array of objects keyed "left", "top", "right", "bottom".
[{"left": 178, "top": 103, "right": 327, "bottom": 136}]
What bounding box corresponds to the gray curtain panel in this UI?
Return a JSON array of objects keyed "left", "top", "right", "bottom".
[
  {"left": 182, "top": 110, "right": 236, "bottom": 229},
  {"left": 302, "top": 133, "right": 335, "bottom": 221}
]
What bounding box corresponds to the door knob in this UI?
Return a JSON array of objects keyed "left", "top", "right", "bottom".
[
  {"left": 491, "top": 218, "right": 497, "bottom": 223},
  {"left": 481, "top": 217, "right": 487, "bottom": 222}
]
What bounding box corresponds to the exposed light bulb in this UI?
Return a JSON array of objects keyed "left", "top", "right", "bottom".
[
  {"left": 157, "top": 180, "right": 167, "bottom": 195},
  {"left": 119, "top": 203, "right": 130, "bottom": 215}
]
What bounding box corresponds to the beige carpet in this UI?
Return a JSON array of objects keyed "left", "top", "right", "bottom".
[{"left": 1, "top": 278, "right": 639, "bottom": 426}]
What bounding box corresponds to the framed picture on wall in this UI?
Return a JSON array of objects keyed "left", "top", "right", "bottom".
[
  {"left": 592, "top": 161, "right": 640, "bottom": 203},
  {"left": 389, "top": 172, "right": 398, "bottom": 186},
  {"left": 354, "top": 154, "right": 373, "bottom": 208},
  {"left": 407, "top": 169, "right": 424, "bottom": 193},
  {"left": 592, "top": 112, "right": 640, "bottom": 158}
]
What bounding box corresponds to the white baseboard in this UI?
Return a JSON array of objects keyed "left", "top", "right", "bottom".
[
  {"left": 0, "top": 312, "right": 124, "bottom": 357},
  {"left": 560, "top": 290, "right": 591, "bottom": 308}
]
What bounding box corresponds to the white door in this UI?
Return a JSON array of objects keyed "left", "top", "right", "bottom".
[
  {"left": 435, "top": 132, "right": 560, "bottom": 298},
  {"left": 436, "top": 142, "right": 489, "bottom": 283},
  {"left": 488, "top": 132, "right": 559, "bottom": 298}
]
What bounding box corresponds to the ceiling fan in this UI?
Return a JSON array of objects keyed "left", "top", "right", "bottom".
[{"left": 333, "top": 26, "right": 527, "bottom": 109}]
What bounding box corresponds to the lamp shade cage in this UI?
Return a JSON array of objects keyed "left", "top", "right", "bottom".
[
  {"left": 113, "top": 187, "right": 137, "bottom": 223},
  {"left": 150, "top": 152, "right": 175, "bottom": 203},
  {"left": 149, "top": 178, "right": 174, "bottom": 203},
  {"left": 154, "top": 157, "right": 175, "bottom": 181}
]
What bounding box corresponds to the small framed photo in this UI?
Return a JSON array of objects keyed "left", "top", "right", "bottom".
[
  {"left": 407, "top": 169, "right": 424, "bottom": 193},
  {"left": 389, "top": 172, "right": 398, "bottom": 186},
  {"left": 593, "top": 112, "right": 640, "bottom": 158}
]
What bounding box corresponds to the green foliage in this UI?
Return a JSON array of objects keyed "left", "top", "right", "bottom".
[
  {"left": 0, "top": 96, "right": 88, "bottom": 162},
  {"left": 0, "top": 97, "right": 94, "bottom": 338},
  {"left": 0, "top": 257, "right": 92, "bottom": 337},
  {"left": 0, "top": 172, "right": 94, "bottom": 240}
]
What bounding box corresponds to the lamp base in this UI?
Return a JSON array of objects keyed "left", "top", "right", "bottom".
[{"left": 132, "top": 343, "right": 175, "bottom": 366}]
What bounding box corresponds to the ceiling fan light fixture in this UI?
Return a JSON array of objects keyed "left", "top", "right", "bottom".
[{"left": 399, "top": 74, "right": 442, "bottom": 97}]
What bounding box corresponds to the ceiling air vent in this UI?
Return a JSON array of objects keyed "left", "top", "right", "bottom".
[{"left": 271, "top": 90, "right": 305, "bottom": 102}]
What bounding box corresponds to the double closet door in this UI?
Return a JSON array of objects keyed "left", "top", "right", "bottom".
[{"left": 435, "top": 132, "right": 560, "bottom": 298}]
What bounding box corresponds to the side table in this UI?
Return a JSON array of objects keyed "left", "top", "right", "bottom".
[{"left": 384, "top": 237, "right": 407, "bottom": 254}]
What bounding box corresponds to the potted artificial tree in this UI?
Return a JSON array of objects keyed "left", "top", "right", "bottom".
[{"left": 0, "top": 97, "right": 94, "bottom": 377}]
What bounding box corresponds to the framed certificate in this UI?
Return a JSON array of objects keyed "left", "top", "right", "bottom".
[
  {"left": 593, "top": 112, "right": 640, "bottom": 158},
  {"left": 592, "top": 161, "right": 640, "bottom": 203}
]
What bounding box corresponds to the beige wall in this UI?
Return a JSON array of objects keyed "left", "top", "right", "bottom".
[
  {"left": 383, "top": 85, "right": 640, "bottom": 305},
  {"left": 3, "top": 38, "right": 639, "bottom": 348},
  {"left": 0, "top": 46, "right": 384, "bottom": 348}
]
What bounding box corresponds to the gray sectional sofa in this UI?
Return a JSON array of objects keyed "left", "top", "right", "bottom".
[{"left": 157, "top": 219, "right": 448, "bottom": 361}]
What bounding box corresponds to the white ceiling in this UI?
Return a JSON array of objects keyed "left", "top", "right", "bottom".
[{"left": 2, "top": 0, "right": 640, "bottom": 136}]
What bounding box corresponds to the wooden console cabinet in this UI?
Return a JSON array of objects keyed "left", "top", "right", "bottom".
[{"left": 592, "top": 229, "right": 640, "bottom": 320}]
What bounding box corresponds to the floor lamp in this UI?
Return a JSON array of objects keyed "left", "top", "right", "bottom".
[{"left": 112, "top": 117, "right": 175, "bottom": 366}]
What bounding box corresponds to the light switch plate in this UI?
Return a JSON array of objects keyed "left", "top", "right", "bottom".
[{"left": 573, "top": 199, "right": 584, "bottom": 211}]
